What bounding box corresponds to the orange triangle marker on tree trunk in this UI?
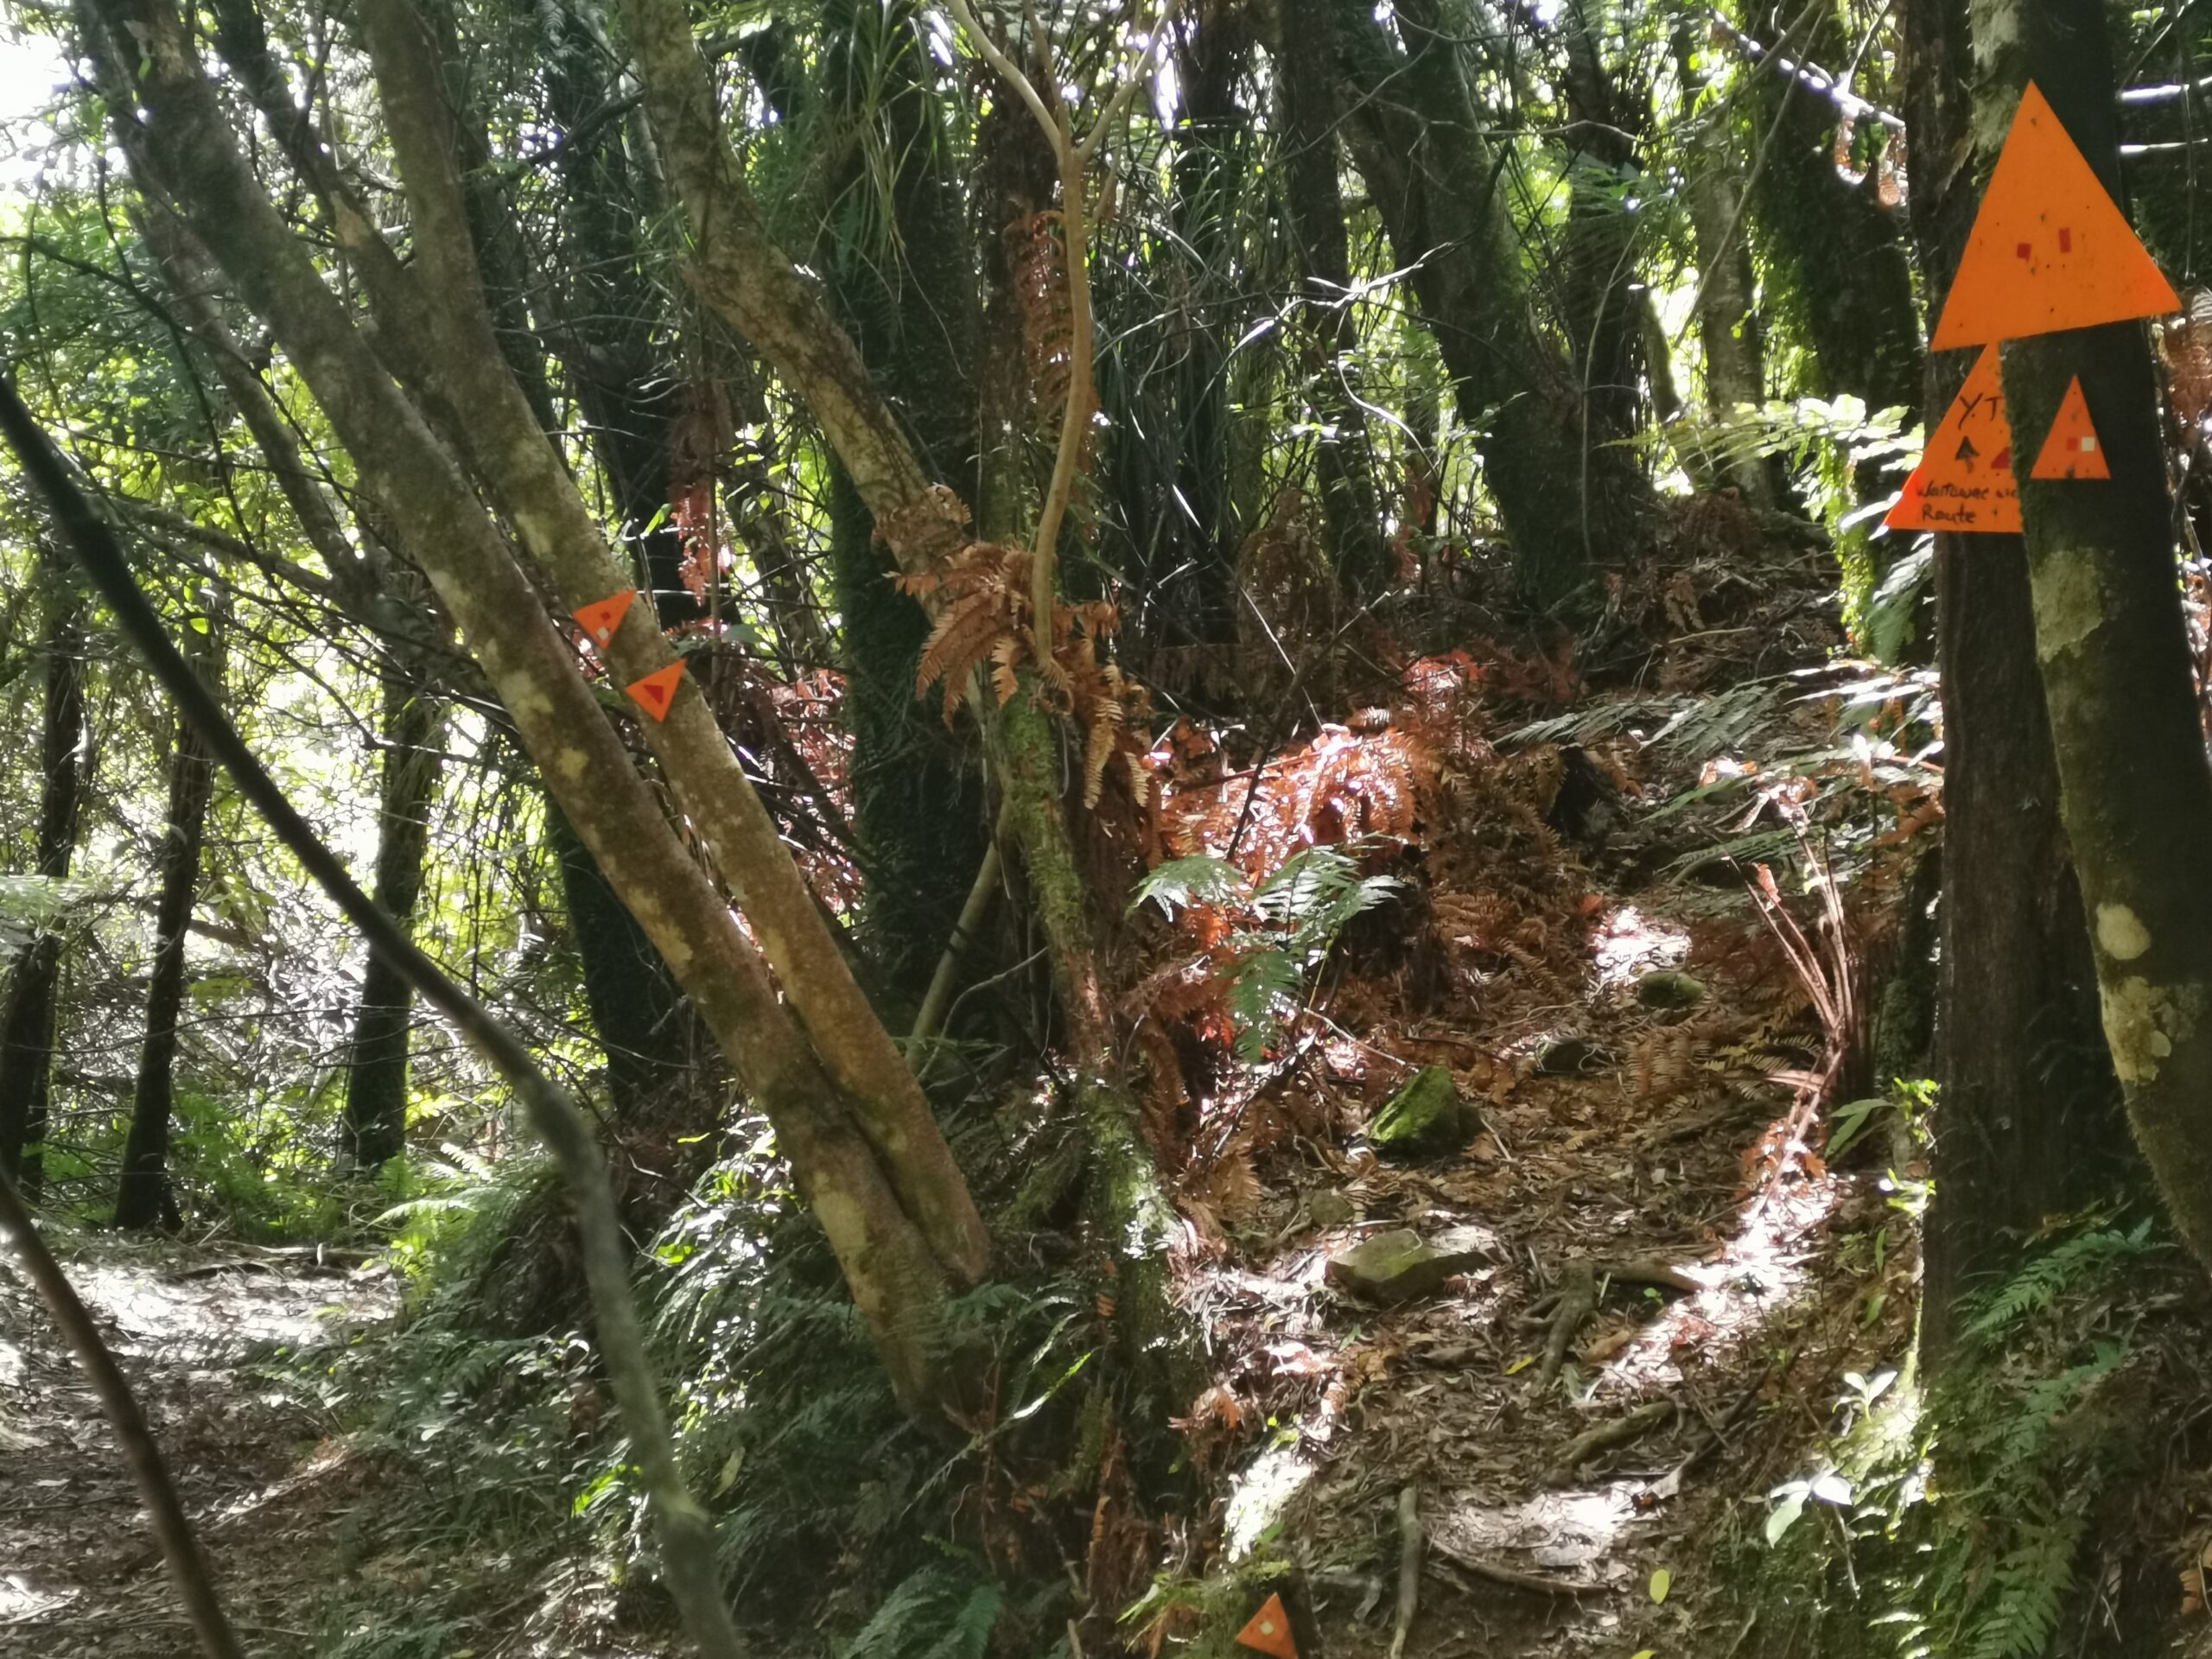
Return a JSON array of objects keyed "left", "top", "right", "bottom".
[
  {"left": 2030, "top": 376, "right": 2112, "bottom": 480},
  {"left": 1885, "top": 343, "right": 2022, "bottom": 533},
  {"left": 1931, "top": 81, "right": 2180, "bottom": 349},
  {"left": 573, "top": 588, "right": 639, "bottom": 649},
  {"left": 625, "top": 661, "right": 687, "bottom": 721},
  {"left": 1235, "top": 1593, "right": 1298, "bottom": 1659}
]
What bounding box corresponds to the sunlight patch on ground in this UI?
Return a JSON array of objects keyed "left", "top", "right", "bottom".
[
  {"left": 1588, "top": 905, "right": 1692, "bottom": 993},
  {"left": 1430, "top": 1484, "right": 1643, "bottom": 1586},
  {"left": 1224, "top": 1443, "right": 1317, "bottom": 1560}
]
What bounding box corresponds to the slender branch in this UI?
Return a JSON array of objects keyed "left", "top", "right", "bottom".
[
  {"left": 0, "top": 370, "right": 746, "bottom": 1659},
  {"left": 0, "top": 1160, "right": 245, "bottom": 1659}
]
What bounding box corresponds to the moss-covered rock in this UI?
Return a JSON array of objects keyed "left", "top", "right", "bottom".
[
  {"left": 1367, "top": 1065, "right": 1479, "bottom": 1159},
  {"left": 1636, "top": 969, "right": 1707, "bottom": 1009},
  {"left": 1325, "top": 1225, "right": 1492, "bottom": 1301}
]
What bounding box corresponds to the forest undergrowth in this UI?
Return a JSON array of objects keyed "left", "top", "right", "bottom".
[{"left": 11, "top": 505, "right": 2209, "bottom": 1659}]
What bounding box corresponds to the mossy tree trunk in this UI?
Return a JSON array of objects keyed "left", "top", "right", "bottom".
[
  {"left": 1275, "top": 0, "right": 1388, "bottom": 597},
  {"left": 339, "top": 676, "right": 446, "bottom": 1171},
  {"left": 1332, "top": 0, "right": 1654, "bottom": 605},
  {"left": 1970, "top": 0, "right": 2212, "bottom": 1271},
  {"left": 1897, "top": 0, "right": 2124, "bottom": 1353},
  {"left": 0, "top": 563, "right": 87, "bottom": 1191},
  {"left": 1742, "top": 0, "right": 1922, "bottom": 413},
  {"left": 811, "top": 0, "right": 988, "bottom": 996}
]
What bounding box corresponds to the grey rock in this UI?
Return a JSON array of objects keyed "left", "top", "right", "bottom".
[{"left": 1325, "top": 1225, "right": 1493, "bottom": 1302}]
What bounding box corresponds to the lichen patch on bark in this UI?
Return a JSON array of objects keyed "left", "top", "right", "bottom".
[
  {"left": 2095, "top": 902, "right": 2152, "bottom": 962},
  {"left": 2097, "top": 975, "right": 2203, "bottom": 1084},
  {"left": 2030, "top": 556, "right": 2107, "bottom": 659}
]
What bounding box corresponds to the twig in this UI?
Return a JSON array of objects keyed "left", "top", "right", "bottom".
[
  {"left": 1549, "top": 1398, "right": 1677, "bottom": 1484},
  {"left": 1389, "top": 1484, "right": 1422, "bottom": 1659},
  {"left": 1427, "top": 1537, "right": 1594, "bottom": 1598}
]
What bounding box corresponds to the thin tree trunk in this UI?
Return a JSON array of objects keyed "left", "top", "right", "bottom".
[
  {"left": 1276, "top": 0, "right": 1388, "bottom": 597},
  {"left": 0, "top": 567, "right": 87, "bottom": 1191},
  {"left": 116, "top": 695, "right": 217, "bottom": 1231},
  {"left": 1331, "top": 0, "right": 1653, "bottom": 604},
  {"left": 1972, "top": 0, "right": 2212, "bottom": 1269},
  {"left": 340, "top": 677, "right": 445, "bottom": 1171}
]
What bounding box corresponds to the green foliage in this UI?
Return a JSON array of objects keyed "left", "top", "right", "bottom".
[
  {"left": 841, "top": 1558, "right": 1004, "bottom": 1659},
  {"left": 1135, "top": 847, "right": 1400, "bottom": 1061},
  {"left": 1738, "top": 1214, "right": 2165, "bottom": 1659}
]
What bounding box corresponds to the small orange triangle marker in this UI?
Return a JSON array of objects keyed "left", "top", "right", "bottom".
[
  {"left": 625, "top": 661, "right": 687, "bottom": 721},
  {"left": 1931, "top": 81, "right": 2180, "bottom": 349},
  {"left": 1885, "top": 343, "right": 2022, "bottom": 533},
  {"left": 573, "top": 589, "right": 639, "bottom": 649},
  {"left": 1234, "top": 1593, "right": 1298, "bottom": 1659},
  {"left": 2030, "top": 376, "right": 2111, "bottom": 480}
]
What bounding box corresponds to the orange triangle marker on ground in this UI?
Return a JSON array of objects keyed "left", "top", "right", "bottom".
[
  {"left": 573, "top": 589, "right": 639, "bottom": 649},
  {"left": 1931, "top": 81, "right": 2180, "bottom": 349},
  {"left": 2030, "top": 376, "right": 2112, "bottom": 480},
  {"left": 625, "top": 661, "right": 686, "bottom": 721},
  {"left": 1885, "top": 343, "right": 2022, "bottom": 533},
  {"left": 1235, "top": 1593, "right": 1298, "bottom": 1659}
]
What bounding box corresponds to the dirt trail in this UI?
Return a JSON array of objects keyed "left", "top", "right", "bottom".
[{"left": 0, "top": 1244, "right": 391, "bottom": 1656}]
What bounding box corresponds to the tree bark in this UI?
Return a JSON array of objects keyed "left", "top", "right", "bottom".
[
  {"left": 1970, "top": 0, "right": 2212, "bottom": 1270},
  {"left": 1331, "top": 0, "right": 1653, "bottom": 604},
  {"left": 0, "top": 564, "right": 87, "bottom": 1190},
  {"left": 1897, "top": 0, "right": 2122, "bottom": 1352},
  {"left": 340, "top": 677, "right": 445, "bottom": 1171},
  {"left": 116, "top": 694, "right": 217, "bottom": 1232},
  {"left": 86, "top": 0, "right": 980, "bottom": 1408},
  {"left": 1275, "top": 0, "right": 1388, "bottom": 596}
]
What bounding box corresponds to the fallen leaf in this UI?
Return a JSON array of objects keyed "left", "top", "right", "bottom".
[
  {"left": 1649, "top": 1567, "right": 1672, "bottom": 1604},
  {"left": 1504, "top": 1354, "right": 1535, "bottom": 1376}
]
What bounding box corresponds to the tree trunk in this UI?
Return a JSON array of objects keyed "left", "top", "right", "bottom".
[
  {"left": 1898, "top": 0, "right": 2123, "bottom": 1354},
  {"left": 0, "top": 566, "right": 87, "bottom": 1191},
  {"left": 90, "top": 0, "right": 983, "bottom": 1410},
  {"left": 1331, "top": 0, "right": 1653, "bottom": 604},
  {"left": 1970, "top": 0, "right": 2212, "bottom": 1270},
  {"left": 116, "top": 697, "right": 217, "bottom": 1232},
  {"left": 340, "top": 677, "right": 445, "bottom": 1171},
  {"left": 1742, "top": 0, "right": 1922, "bottom": 412},
  {"left": 816, "top": 0, "right": 990, "bottom": 996},
  {"left": 1275, "top": 0, "right": 1388, "bottom": 596},
  {"left": 1549, "top": 0, "right": 1646, "bottom": 447}
]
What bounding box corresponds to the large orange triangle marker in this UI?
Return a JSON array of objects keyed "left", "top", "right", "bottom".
[
  {"left": 573, "top": 589, "right": 639, "bottom": 649},
  {"left": 1235, "top": 1593, "right": 1298, "bottom": 1659},
  {"left": 625, "top": 661, "right": 687, "bottom": 721},
  {"left": 1885, "top": 343, "right": 2021, "bottom": 533},
  {"left": 1931, "top": 81, "right": 2180, "bottom": 349},
  {"left": 2030, "top": 376, "right": 2111, "bottom": 480}
]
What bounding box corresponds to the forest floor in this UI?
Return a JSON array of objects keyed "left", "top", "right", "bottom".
[{"left": 0, "top": 538, "right": 1957, "bottom": 1657}]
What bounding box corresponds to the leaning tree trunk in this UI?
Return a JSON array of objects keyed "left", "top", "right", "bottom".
[
  {"left": 0, "top": 564, "right": 87, "bottom": 1190},
  {"left": 89, "top": 0, "right": 983, "bottom": 1412},
  {"left": 1971, "top": 0, "right": 2212, "bottom": 1270},
  {"left": 1898, "top": 0, "right": 2123, "bottom": 1355},
  {"left": 1275, "top": 0, "right": 1388, "bottom": 597},
  {"left": 339, "top": 675, "right": 445, "bottom": 1171},
  {"left": 1332, "top": 0, "right": 1653, "bottom": 605},
  {"left": 117, "top": 617, "right": 221, "bottom": 1230}
]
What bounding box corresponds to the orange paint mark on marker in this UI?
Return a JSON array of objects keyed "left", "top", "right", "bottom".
[
  {"left": 625, "top": 661, "right": 687, "bottom": 721},
  {"left": 572, "top": 589, "right": 639, "bottom": 649},
  {"left": 2030, "top": 377, "right": 2111, "bottom": 480},
  {"left": 1885, "top": 344, "right": 2022, "bottom": 533},
  {"left": 1930, "top": 81, "right": 2179, "bottom": 348}
]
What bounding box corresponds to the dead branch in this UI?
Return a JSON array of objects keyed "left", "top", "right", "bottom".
[{"left": 1533, "top": 1259, "right": 1596, "bottom": 1385}]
